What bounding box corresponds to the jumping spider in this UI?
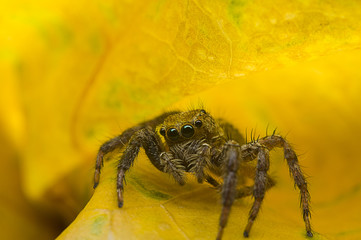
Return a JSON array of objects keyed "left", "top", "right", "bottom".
[{"left": 93, "top": 109, "right": 313, "bottom": 239}]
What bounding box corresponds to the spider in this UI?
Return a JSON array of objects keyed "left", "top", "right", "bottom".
[{"left": 93, "top": 109, "right": 313, "bottom": 239}]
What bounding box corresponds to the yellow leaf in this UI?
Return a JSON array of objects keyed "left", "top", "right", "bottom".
[
  {"left": 59, "top": 49, "right": 361, "bottom": 240},
  {"left": 2, "top": 0, "right": 361, "bottom": 202},
  {"left": 1, "top": 0, "right": 361, "bottom": 239}
]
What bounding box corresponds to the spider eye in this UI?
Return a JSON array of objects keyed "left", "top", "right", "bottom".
[
  {"left": 194, "top": 120, "right": 202, "bottom": 128},
  {"left": 181, "top": 125, "right": 194, "bottom": 138},
  {"left": 200, "top": 109, "right": 206, "bottom": 114},
  {"left": 159, "top": 128, "right": 166, "bottom": 136},
  {"left": 167, "top": 128, "right": 179, "bottom": 141}
]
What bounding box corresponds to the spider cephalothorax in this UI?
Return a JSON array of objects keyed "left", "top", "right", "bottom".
[
  {"left": 158, "top": 109, "right": 220, "bottom": 144},
  {"left": 93, "top": 109, "right": 313, "bottom": 239}
]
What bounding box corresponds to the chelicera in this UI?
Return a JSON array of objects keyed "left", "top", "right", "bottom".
[{"left": 93, "top": 109, "right": 313, "bottom": 239}]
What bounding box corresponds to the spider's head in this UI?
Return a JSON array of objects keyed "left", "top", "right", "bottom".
[{"left": 157, "top": 109, "right": 219, "bottom": 144}]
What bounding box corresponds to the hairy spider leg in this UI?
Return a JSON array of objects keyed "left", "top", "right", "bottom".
[
  {"left": 239, "top": 135, "right": 313, "bottom": 237},
  {"left": 236, "top": 177, "right": 275, "bottom": 199},
  {"left": 191, "top": 143, "right": 211, "bottom": 183},
  {"left": 93, "top": 111, "right": 180, "bottom": 189},
  {"left": 117, "top": 127, "right": 166, "bottom": 208},
  {"left": 160, "top": 139, "right": 215, "bottom": 185},
  {"left": 217, "top": 141, "right": 241, "bottom": 240},
  {"left": 205, "top": 175, "right": 221, "bottom": 187},
  {"left": 243, "top": 146, "right": 270, "bottom": 237},
  {"left": 94, "top": 126, "right": 142, "bottom": 188},
  {"left": 159, "top": 151, "right": 186, "bottom": 185},
  {"left": 283, "top": 141, "right": 313, "bottom": 237},
  {"left": 220, "top": 119, "right": 276, "bottom": 200}
]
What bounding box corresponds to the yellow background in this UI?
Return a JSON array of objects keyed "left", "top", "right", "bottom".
[{"left": 1, "top": 0, "right": 361, "bottom": 239}]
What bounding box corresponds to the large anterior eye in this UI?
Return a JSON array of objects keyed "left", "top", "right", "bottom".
[
  {"left": 181, "top": 124, "right": 195, "bottom": 138},
  {"left": 167, "top": 128, "right": 179, "bottom": 141}
]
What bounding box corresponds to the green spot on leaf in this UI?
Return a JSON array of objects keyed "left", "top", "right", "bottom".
[
  {"left": 228, "top": 0, "right": 247, "bottom": 26},
  {"left": 91, "top": 215, "right": 107, "bottom": 236},
  {"left": 128, "top": 175, "right": 172, "bottom": 201}
]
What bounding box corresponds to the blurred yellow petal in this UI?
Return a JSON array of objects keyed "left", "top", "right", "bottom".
[{"left": 0, "top": 125, "right": 63, "bottom": 239}]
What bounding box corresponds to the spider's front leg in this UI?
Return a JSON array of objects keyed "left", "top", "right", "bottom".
[
  {"left": 116, "top": 126, "right": 166, "bottom": 207},
  {"left": 159, "top": 152, "right": 186, "bottom": 185},
  {"left": 189, "top": 141, "right": 212, "bottom": 183},
  {"left": 217, "top": 140, "right": 241, "bottom": 240},
  {"left": 94, "top": 126, "right": 143, "bottom": 188},
  {"left": 94, "top": 111, "right": 179, "bottom": 189}
]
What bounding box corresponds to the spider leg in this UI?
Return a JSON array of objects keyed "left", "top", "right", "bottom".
[
  {"left": 216, "top": 140, "right": 241, "bottom": 240},
  {"left": 243, "top": 145, "right": 270, "bottom": 237},
  {"left": 259, "top": 135, "right": 313, "bottom": 237},
  {"left": 116, "top": 126, "right": 166, "bottom": 208},
  {"left": 191, "top": 143, "right": 211, "bottom": 183},
  {"left": 94, "top": 126, "right": 142, "bottom": 188},
  {"left": 206, "top": 175, "right": 220, "bottom": 187},
  {"left": 94, "top": 111, "right": 180, "bottom": 188},
  {"left": 283, "top": 140, "right": 313, "bottom": 237},
  {"left": 236, "top": 177, "right": 275, "bottom": 199},
  {"left": 159, "top": 152, "right": 186, "bottom": 185}
]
